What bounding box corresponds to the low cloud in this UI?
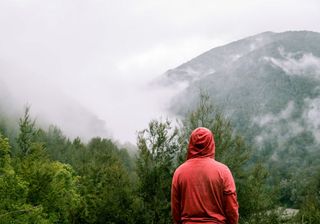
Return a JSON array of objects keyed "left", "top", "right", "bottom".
[
  {"left": 253, "top": 101, "right": 295, "bottom": 126},
  {"left": 253, "top": 101, "right": 305, "bottom": 145},
  {"left": 264, "top": 47, "right": 320, "bottom": 78}
]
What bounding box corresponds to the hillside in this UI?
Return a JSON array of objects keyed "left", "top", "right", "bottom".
[
  {"left": 162, "top": 30, "right": 320, "bottom": 206},
  {"left": 164, "top": 31, "right": 320, "bottom": 144}
]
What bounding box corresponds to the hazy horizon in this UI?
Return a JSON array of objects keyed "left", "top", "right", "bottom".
[{"left": 1, "top": 0, "right": 320, "bottom": 143}]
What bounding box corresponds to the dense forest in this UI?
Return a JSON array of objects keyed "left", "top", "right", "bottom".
[{"left": 0, "top": 94, "right": 319, "bottom": 223}]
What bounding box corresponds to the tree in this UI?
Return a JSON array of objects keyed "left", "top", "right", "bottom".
[
  {"left": 136, "top": 119, "right": 180, "bottom": 224},
  {"left": 0, "top": 132, "right": 49, "bottom": 223},
  {"left": 15, "top": 140, "right": 81, "bottom": 223},
  {"left": 11, "top": 109, "right": 82, "bottom": 223},
  {"left": 0, "top": 132, "right": 13, "bottom": 175},
  {"left": 295, "top": 168, "right": 320, "bottom": 224},
  {"left": 35, "top": 125, "right": 72, "bottom": 163},
  {"left": 16, "top": 107, "right": 37, "bottom": 156},
  {"left": 75, "top": 137, "right": 135, "bottom": 224}
]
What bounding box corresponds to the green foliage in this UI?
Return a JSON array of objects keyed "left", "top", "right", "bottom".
[
  {"left": 1, "top": 108, "right": 82, "bottom": 223},
  {"left": 294, "top": 169, "right": 320, "bottom": 224},
  {"left": 0, "top": 133, "right": 13, "bottom": 175},
  {"left": 18, "top": 122, "right": 137, "bottom": 224},
  {"left": 17, "top": 107, "right": 37, "bottom": 156},
  {"left": 237, "top": 164, "right": 279, "bottom": 223},
  {"left": 35, "top": 125, "right": 72, "bottom": 163},
  {"left": 16, "top": 142, "right": 81, "bottom": 223},
  {"left": 136, "top": 119, "right": 180, "bottom": 223},
  {"left": 0, "top": 132, "right": 49, "bottom": 223},
  {"left": 73, "top": 137, "right": 135, "bottom": 224}
]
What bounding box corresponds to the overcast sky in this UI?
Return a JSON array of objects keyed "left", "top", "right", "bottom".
[{"left": 1, "top": 0, "right": 320, "bottom": 143}]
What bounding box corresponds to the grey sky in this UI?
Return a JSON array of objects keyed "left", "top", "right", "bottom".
[{"left": 1, "top": 0, "right": 320, "bottom": 143}]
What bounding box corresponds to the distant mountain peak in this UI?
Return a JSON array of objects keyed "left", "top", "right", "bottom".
[
  {"left": 162, "top": 30, "right": 320, "bottom": 152},
  {"left": 163, "top": 30, "right": 320, "bottom": 86}
]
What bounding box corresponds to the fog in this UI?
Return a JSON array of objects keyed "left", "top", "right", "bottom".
[
  {"left": 1, "top": 0, "right": 320, "bottom": 143},
  {"left": 265, "top": 47, "right": 320, "bottom": 78}
]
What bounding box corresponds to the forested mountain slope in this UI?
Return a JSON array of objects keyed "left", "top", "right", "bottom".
[{"left": 162, "top": 31, "right": 320, "bottom": 206}]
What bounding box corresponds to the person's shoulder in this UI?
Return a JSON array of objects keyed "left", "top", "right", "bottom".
[
  {"left": 173, "top": 160, "right": 193, "bottom": 176},
  {"left": 174, "top": 161, "right": 187, "bottom": 173},
  {"left": 212, "top": 160, "right": 232, "bottom": 173}
]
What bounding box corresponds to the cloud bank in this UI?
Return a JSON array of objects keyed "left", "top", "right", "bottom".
[{"left": 1, "top": 0, "right": 320, "bottom": 143}]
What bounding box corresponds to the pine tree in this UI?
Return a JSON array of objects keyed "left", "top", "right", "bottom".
[
  {"left": 74, "top": 137, "right": 134, "bottom": 224},
  {"left": 296, "top": 168, "right": 320, "bottom": 223},
  {"left": 17, "top": 107, "right": 37, "bottom": 156},
  {"left": 136, "top": 119, "right": 180, "bottom": 224}
]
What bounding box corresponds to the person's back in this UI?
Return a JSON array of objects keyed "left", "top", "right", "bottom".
[{"left": 171, "top": 127, "right": 239, "bottom": 224}]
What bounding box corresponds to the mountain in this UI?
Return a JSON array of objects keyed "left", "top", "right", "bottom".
[
  {"left": 163, "top": 31, "right": 320, "bottom": 144},
  {"left": 162, "top": 31, "right": 320, "bottom": 205}
]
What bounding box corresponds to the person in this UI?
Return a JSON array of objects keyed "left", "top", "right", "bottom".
[{"left": 171, "top": 127, "right": 239, "bottom": 224}]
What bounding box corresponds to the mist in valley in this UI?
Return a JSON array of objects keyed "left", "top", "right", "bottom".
[{"left": 1, "top": 0, "right": 320, "bottom": 144}]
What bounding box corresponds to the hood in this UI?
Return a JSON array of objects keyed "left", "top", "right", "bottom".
[{"left": 187, "top": 127, "right": 215, "bottom": 160}]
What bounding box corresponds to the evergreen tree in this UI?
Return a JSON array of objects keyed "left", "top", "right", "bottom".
[
  {"left": 295, "top": 168, "right": 320, "bottom": 223},
  {"left": 75, "top": 137, "right": 135, "bottom": 224},
  {"left": 0, "top": 132, "right": 49, "bottom": 223},
  {"left": 16, "top": 107, "right": 37, "bottom": 156},
  {"left": 14, "top": 109, "right": 81, "bottom": 223},
  {"left": 136, "top": 119, "right": 180, "bottom": 224}
]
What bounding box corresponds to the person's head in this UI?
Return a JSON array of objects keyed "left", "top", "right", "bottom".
[{"left": 187, "top": 127, "right": 215, "bottom": 160}]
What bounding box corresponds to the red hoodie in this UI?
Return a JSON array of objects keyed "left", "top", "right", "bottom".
[{"left": 171, "top": 127, "right": 239, "bottom": 224}]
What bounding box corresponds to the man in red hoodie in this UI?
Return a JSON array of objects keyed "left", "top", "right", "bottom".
[{"left": 171, "top": 127, "right": 239, "bottom": 224}]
